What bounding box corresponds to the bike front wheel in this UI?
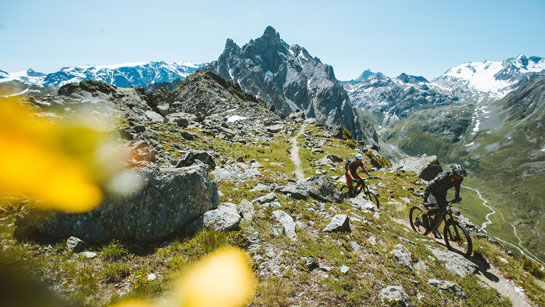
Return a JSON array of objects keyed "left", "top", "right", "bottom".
[
  {"left": 444, "top": 220, "right": 473, "bottom": 258},
  {"left": 366, "top": 192, "right": 380, "bottom": 209},
  {"left": 409, "top": 206, "right": 428, "bottom": 235}
]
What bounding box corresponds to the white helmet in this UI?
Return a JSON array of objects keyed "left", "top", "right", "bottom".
[{"left": 355, "top": 153, "right": 363, "bottom": 160}]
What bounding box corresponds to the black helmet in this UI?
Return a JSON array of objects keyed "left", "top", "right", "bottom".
[{"left": 452, "top": 164, "right": 467, "bottom": 177}]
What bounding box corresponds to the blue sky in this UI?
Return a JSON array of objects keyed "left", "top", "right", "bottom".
[{"left": 1, "top": 0, "right": 544, "bottom": 80}]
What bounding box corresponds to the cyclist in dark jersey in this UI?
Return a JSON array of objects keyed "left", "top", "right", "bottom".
[
  {"left": 422, "top": 164, "right": 467, "bottom": 238},
  {"left": 345, "top": 153, "right": 371, "bottom": 190}
]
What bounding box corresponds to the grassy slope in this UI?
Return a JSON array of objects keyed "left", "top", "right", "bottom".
[{"left": 1, "top": 121, "right": 544, "bottom": 306}]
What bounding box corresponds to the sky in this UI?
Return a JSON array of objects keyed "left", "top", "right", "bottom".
[{"left": 1, "top": 0, "right": 544, "bottom": 80}]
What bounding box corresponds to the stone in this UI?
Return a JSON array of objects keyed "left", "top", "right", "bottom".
[
  {"left": 428, "top": 279, "right": 467, "bottom": 299},
  {"left": 203, "top": 206, "right": 241, "bottom": 231},
  {"left": 327, "top": 154, "right": 344, "bottom": 163},
  {"left": 322, "top": 215, "right": 350, "bottom": 233},
  {"left": 18, "top": 163, "right": 219, "bottom": 243},
  {"left": 79, "top": 251, "right": 97, "bottom": 258},
  {"left": 144, "top": 110, "right": 165, "bottom": 124},
  {"left": 238, "top": 199, "right": 255, "bottom": 222},
  {"left": 340, "top": 265, "right": 350, "bottom": 274},
  {"left": 302, "top": 176, "right": 343, "bottom": 203},
  {"left": 146, "top": 273, "right": 157, "bottom": 281},
  {"left": 426, "top": 245, "right": 478, "bottom": 277},
  {"left": 390, "top": 244, "right": 413, "bottom": 270},
  {"left": 176, "top": 150, "right": 216, "bottom": 170},
  {"left": 180, "top": 130, "right": 195, "bottom": 140},
  {"left": 272, "top": 210, "right": 297, "bottom": 241},
  {"left": 280, "top": 182, "right": 309, "bottom": 200},
  {"left": 212, "top": 163, "right": 262, "bottom": 182},
  {"left": 379, "top": 286, "right": 410, "bottom": 306},
  {"left": 66, "top": 236, "right": 85, "bottom": 252},
  {"left": 391, "top": 154, "right": 443, "bottom": 181},
  {"left": 348, "top": 194, "right": 378, "bottom": 211},
  {"left": 252, "top": 192, "right": 279, "bottom": 205},
  {"left": 250, "top": 184, "right": 273, "bottom": 192}
]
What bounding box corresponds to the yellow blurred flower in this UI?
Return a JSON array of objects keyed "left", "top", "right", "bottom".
[
  {"left": 175, "top": 246, "right": 256, "bottom": 307},
  {"left": 0, "top": 96, "right": 129, "bottom": 212},
  {"left": 110, "top": 299, "right": 151, "bottom": 307}
]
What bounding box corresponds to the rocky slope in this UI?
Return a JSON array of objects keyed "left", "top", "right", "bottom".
[
  {"left": 204, "top": 26, "right": 372, "bottom": 142},
  {"left": 1, "top": 73, "right": 544, "bottom": 306},
  {"left": 0, "top": 61, "right": 204, "bottom": 88}
]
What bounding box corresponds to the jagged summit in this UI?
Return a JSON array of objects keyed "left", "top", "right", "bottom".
[
  {"left": 396, "top": 73, "right": 428, "bottom": 83},
  {"left": 205, "top": 26, "right": 371, "bottom": 142}
]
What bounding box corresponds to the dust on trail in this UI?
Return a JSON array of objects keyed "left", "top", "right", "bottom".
[
  {"left": 392, "top": 217, "right": 535, "bottom": 307},
  {"left": 290, "top": 124, "right": 306, "bottom": 181}
]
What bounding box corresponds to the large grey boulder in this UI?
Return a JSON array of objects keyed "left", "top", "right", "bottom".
[
  {"left": 426, "top": 245, "right": 478, "bottom": 277},
  {"left": 428, "top": 279, "right": 466, "bottom": 299},
  {"left": 392, "top": 154, "right": 442, "bottom": 181},
  {"left": 379, "top": 286, "right": 410, "bottom": 306},
  {"left": 348, "top": 194, "right": 378, "bottom": 211},
  {"left": 16, "top": 163, "right": 219, "bottom": 242},
  {"left": 238, "top": 199, "right": 255, "bottom": 222},
  {"left": 203, "top": 205, "right": 241, "bottom": 231},
  {"left": 272, "top": 210, "right": 297, "bottom": 241},
  {"left": 302, "top": 176, "right": 343, "bottom": 203},
  {"left": 322, "top": 214, "right": 350, "bottom": 233}
]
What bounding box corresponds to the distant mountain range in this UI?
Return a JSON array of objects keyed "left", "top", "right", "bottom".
[{"left": 0, "top": 61, "right": 205, "bottom": 88}]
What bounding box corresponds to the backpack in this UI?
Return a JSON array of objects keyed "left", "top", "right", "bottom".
[{"left": 345, "top": 158, "right": 355, "bottom": 171}]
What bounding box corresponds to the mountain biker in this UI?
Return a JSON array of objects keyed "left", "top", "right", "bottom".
[
  {"left": 345, "top": 153, "right": 371, "bottom": 192},
  {"left": 422, "top": 164, "right": 467, "bottom": 239}
]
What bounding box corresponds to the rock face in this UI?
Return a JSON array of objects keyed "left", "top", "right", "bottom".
[
  {"left": 205, "top": 26, "right": 371, "bottom": 141},
  {"left": 392, "top": 154, "right": 443, "bottom": 181},
  {"left": 17, "top": 163, "right": 219, "bottom": 242}
]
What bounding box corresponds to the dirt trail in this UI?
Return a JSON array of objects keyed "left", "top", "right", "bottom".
[
  {"left": 290, "top": 124, "right": 306, "bottom": 181},
  {"left": 392, "top": 217, "right": 535, "bottom": 306}
]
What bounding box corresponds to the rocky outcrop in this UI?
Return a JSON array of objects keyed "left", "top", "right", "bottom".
[
  {"left": 16, "top": 163, "right": 219, "bottom": 242},
  {"left": 273, "top": 210, "right": 297, "bottom": 241},
  {"left": 205, "top": 26, "right": 371, "bottom": 141},
  {"left": 427, "top": 279, "right": 466, "bottom": 299},
  {"left": 392, "top": 154, "right": 442, "bottom": 181}
]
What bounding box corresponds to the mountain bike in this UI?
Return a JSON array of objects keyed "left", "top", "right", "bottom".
[
  {"left": 340, "top": 177, "right": 380, "bottom": 208},
  {"left": 409, "top": 200, "right": 472, "bottom": 257}
]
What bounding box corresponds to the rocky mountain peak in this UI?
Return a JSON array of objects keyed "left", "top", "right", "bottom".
[
  {"left": 396, "top": 73, "right": 428, "bottom": 84},
  {"left": 205, "top": 26, "right": 371, "bottom": 142}
]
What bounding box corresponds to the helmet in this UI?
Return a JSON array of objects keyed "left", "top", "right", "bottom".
[
  {"left": 452, "top": 164, "right": 467, "bottom": 177},
  {"left": 355, "top": 153, "right": 363, "bottom": 160}
]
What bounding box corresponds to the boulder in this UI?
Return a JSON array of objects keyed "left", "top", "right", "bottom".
[
  {"left": 238, "top": 199, "right": 255, "bottom": 222},
  {"left": 322, "top": 214, "right": 350, "bottom": 232},
  {"left": 279, "top": 182, "right": 309, "bottom": 200},
  {"left": 66, "top": 236, "right": 85, "bottom": 252},
  {"left": 272, "top": 210, "right": 297, "bottom": 241},
  {"left": 203, "top": 206, "right": 241, "bottom": 231},
  {"left": 348, "top": 194, "right": 378, "bottom": 211},
  {"left": 16, "top": 163, "right": 219, "bottom": 243},
  {"left": 428, "top": 279, "right": 467, "bottom": 299},
  {"left": 176, "top": 150, "right": 216, "bottom": 170},
  {"left": 379, "top": 286, "right": 410, "bottom": 306},
  {"left": 426, "top": 245, "right": 478, "bottom": 277},
  {"left": 391, "top": 154, "right": 442, "bottom": 181},
  {"left": 302, "top": 176, "right": 343, "bottom": 203},
  {"left": 252, "top": 192, "right": 279, "bottom": 205},
  {"left": 144, "top": 110, "right": 165, "bottom": 124},
  {"left": 166, "top": 112, "right": 196, "bottom": 128}
]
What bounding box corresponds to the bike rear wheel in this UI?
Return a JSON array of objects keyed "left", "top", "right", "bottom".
[
  {"left": 444, "top": 220, "right": 473, "bottom": 258},
  {"left": 409, "top": 206, "right": 428, "bottom": 235},
  {"left": 366, "top": 192, "right": 380, "bottom": 209},
  {"left": 340, "top": 185, "right": 354, "bottom": 198}
]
